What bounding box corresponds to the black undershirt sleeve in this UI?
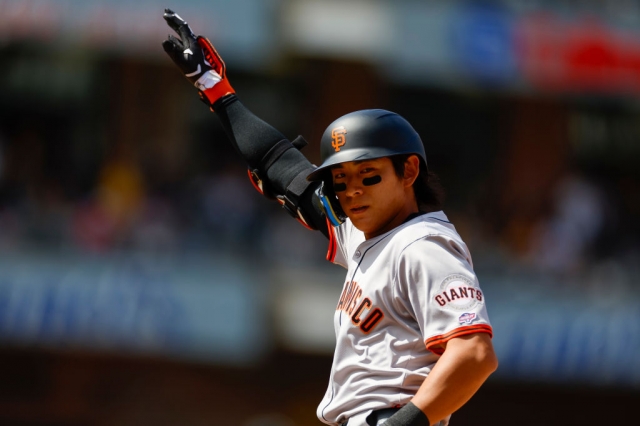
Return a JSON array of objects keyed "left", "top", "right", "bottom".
[{"left": 213, "top": 95, "right": 330, "bottom": 238}]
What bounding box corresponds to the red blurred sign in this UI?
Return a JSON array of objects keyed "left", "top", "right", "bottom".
[{"left": 517, "top": 13, "right": 640, "bottom": 94}]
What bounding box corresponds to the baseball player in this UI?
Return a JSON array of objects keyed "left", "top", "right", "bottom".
[{"left": 161, "top": 9, "right": 498, "bottom": 426}]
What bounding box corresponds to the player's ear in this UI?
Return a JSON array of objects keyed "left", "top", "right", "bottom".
[{"left": 402, "top": 155, "right": 420, "bottom": 188}]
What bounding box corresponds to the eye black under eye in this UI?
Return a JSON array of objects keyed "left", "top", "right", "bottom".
[{"left": 362, "top": 175, "right": 382, "bottom": 186}]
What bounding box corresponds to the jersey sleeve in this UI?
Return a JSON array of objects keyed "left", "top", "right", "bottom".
[{"left": 394, "top": 235, "right": 493, "bottom": 355}]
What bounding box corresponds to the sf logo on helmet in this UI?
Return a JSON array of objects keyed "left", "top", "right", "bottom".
[{"left": 331, "top": 126, "right": 347, "bottom": 152}]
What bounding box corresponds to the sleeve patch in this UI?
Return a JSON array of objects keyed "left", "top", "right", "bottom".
[
  {"left": 433, "top": 274, "right": 484, "bottom": 312},
  {"left": 458, "top": 312, "right": 477, "bottom": 324}
]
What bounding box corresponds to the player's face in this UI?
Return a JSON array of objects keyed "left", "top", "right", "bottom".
[{"left": 331, "top": 156, "right": 420, "bottom": 239}]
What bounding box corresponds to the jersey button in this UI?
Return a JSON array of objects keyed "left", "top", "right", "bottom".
[{"left": 355, "top": 250, "right": 361, "bottom": 258}]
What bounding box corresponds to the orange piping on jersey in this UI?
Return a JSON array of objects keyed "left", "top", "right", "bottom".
[
  {"left": 326, "top": 218, "right": 337, "bottom": 262},
  {"left": 425, "top": 324, "right": 493, "bottom": 355}
]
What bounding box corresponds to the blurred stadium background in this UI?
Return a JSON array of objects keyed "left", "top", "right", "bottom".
[{"left": 0, "top": 0, "right": 639, "bottom": 425}]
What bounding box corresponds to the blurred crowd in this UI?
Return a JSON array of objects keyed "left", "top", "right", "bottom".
[
  {"left": 0, "top": 111, "right": 638, "bottom": 282},
  {"left": 0, "top": 119, "right": 328, "bottom": 267}
]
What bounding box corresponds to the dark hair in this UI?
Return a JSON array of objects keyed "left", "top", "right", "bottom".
[{"left": 390, "top": 154, "right": 445, "bottom": 212}]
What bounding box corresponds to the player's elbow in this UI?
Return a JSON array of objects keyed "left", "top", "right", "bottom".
[
  {"left": 481, "top": 344, "right": 499, "bottom": 376},
  {"left": 475, "top": 335, "right": 499, "bottom": 376},
  {"left": 445, "top": 333, "right": 498, "bottom": 377},
  {"left": 460, "top": 332, "right": 498, "bottom": 377}
]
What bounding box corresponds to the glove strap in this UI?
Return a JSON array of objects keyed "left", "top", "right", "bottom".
[
  {"left": 198, "top": 80, "right": 235, "bottom": 108},
  {"left": 196, "top": 36, "right": 235, "bottom": 109}
]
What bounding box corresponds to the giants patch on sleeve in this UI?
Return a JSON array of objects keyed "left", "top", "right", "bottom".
[{"left": 434, "top": 274, "right": 484, "bottom": 312}]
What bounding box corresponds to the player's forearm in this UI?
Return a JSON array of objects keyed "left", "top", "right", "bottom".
[
  {"left": 214, "top": 94, "right": 289, "bottom": 168},
  {"left": 214, "top": 94, "right": 313, "bottom": 194},
  {"left": 214, "top": 95, "right": 327, "bottom": 231},
  {"left": 411, "top": 333, "right": 498, "bottom": 425}
]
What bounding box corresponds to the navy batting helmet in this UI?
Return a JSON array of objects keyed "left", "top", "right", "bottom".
[{"left": 306, "top": 109, "right": 427, "bottom": 181}]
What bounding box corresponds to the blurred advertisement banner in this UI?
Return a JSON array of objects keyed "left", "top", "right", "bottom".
[
  {"left": 488, "top": 285, "right": 640, "bottom": 387},
  {"left": 0, "top": 251, "right": 270, "bottom": 365},
  {"left": 517, "top": 13, "right": 640, "bottom": 94}
]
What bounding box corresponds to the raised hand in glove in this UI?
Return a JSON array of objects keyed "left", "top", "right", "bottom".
[{"left": 162, "top": 8, "right": 235, "bottom": 109}]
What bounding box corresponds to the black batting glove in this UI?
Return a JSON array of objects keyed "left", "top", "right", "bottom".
[{"left": 162, "top": 8, "right": 235, "bottom": 110}]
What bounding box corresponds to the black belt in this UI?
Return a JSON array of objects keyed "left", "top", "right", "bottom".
[{"left": 341, "top": 407, "right": 401, "bottom": 426}]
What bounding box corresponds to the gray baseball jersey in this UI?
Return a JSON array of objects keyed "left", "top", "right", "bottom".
[{"left": 317, "top": 211, "right": 493, "bottom": 426}]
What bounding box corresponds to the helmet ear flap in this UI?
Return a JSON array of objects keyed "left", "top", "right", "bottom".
[{"left": 314, "top": 181, "right": 346, "bottom": 227}]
